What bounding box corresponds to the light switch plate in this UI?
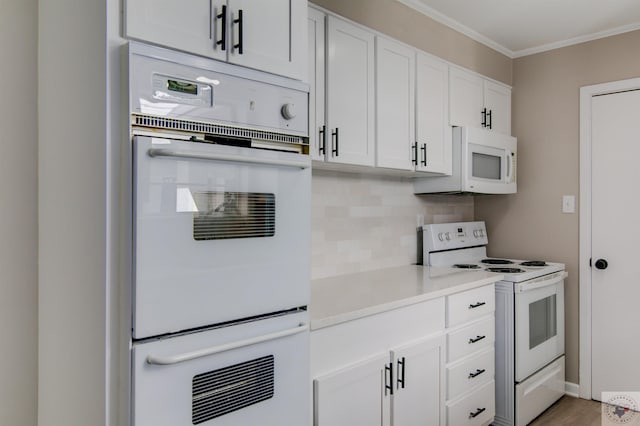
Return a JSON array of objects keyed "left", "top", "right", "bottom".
[{"left": 562, "top": 195, "right": 575, "bottom": 213}]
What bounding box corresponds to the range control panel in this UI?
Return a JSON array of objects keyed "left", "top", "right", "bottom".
[{"left": 422, "top": 221, "right": 488, "bottom": 252}]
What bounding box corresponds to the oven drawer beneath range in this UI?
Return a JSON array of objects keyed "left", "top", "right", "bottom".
[
  {"left": 515, "top": 356, "right": 565, "bottom": 426},
  {"left": 132, "top": 311, "right": 309, "bottom": 426}
]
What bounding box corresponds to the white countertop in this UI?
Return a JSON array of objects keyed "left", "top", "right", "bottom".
[{"left": 310, "top": 265, "right": 503, "bottom": 330}]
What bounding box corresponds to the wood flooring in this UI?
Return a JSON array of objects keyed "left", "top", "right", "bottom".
[{"left": 528, "top": 396, "right": 604, "bottom": 425}]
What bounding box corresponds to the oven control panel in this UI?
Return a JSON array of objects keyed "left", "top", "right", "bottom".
[{"left": 422, "top": 221, "right": 488, "bottom": 252}]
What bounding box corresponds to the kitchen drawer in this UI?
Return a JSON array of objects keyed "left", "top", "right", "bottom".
[
  {"left": 446, "top": 284, "right": 495, "bottom": 327},
  {"left": 447, "top": 316, "right": 494, "bottom": 362},
  {"left": 447, "top": 348, "right": 494, "bottom": 400},
  {"left": 446, "top": 380, "right": 495, "bottom": 426}
]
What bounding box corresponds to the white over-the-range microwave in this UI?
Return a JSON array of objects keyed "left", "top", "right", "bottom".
[{"left": 414, "top": 126, "right": 517, "bottom": 194}]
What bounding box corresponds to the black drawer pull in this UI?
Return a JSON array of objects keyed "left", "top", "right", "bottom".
[
  {"left": 397, "top": 357, "right": 406, "bottom": 389},
  {"left": 468, "top": 301, "right": 486, "bottom": 309},
  {"left": 216, "top": 5, "right": 227, "bottom": 50},
  {"left": 468, "top": 368, "right": 486, "bottom": 379},
  {"left": 319, "top": 125, "right": 326, "bottom": 155},
  {"left": 420, "top": 143, "right": 427, "bottom": 166},
  {"left": 469, "top": 335, "right": 486, "bottom": 344},
  {"left": 469, "top": 407, "right": 486, "bottom": 419},
  {"left": 411, "top": 143, "right": 418, "bottom": 165},
  {"left": 384, "top": 363, "right": 393, "bottom": 396},
  {"left": 233, "top": 9, "right": 243, "bottom": 54},
  {"left": 331, "top": 128, "right": 339, "bottom": 156},
  {"left": 481, "top": 108, "right": 487, "bottom": 127}
]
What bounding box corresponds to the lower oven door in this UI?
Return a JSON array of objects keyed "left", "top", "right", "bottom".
[
  {"left": 133, "top": 136, "right": 311, "bottom": 339},
  {"left": 514, "top": 272, "right": 566, "bottom": 382},
  {"left": 132, "top": 311, "right": 309, "bottom": 426},
  {"left": 515, "top": 355, "right": 565, "bottom": 426}
]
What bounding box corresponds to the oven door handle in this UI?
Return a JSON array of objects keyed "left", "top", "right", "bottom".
[
  {"left": 146, "top": 323, "right": 309, "bottom": 366},
  {"left": 147, "top": 148, "right": 311, "bottom": 169},
  {"left": 515, "top": 271, "right": 568, "bottom": 293}
]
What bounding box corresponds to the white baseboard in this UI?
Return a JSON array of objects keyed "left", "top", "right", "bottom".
[{"left": 565, "top": 381, "right": 580, "bottom": 398}]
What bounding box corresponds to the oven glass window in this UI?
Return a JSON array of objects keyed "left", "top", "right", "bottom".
[
  {"left": 191, "top": 191, "right": 275, "bottom": 240},
  {"left": 472, "top": 152, "right": 501, "bottom": 180},
  {"left": 529, "top": 294, "right": 557, "bottom": 349}
]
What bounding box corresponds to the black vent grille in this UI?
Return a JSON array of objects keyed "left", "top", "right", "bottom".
[
  {"left": 192, "top": 355, "right": 275, "bottom": 424},
  {"left": 192, "top": 192, "right": 275, "bottom": 241},
  {"left": 132, "top": 113, "right": 305, "bottom": 145}
]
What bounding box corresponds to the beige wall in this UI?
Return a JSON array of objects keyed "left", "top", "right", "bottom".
[
  {"left": 475, "top": 29, "right": 640, "bottom": 385},
  {"left": 0, "top": 0, "right": 38, "bottom": 425},
  {"left": 311, "top": 0, "right": 512, "bottom": 85}
]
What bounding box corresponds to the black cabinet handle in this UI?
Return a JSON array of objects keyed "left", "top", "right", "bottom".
[
  {"left": 319, "top": 125, "right": 326, "bottom": 155},
  {"left": 233, "top": 9, "right": 243, "bottom": 54},
  {"left": 469, "top": 335, "right": 486, "bottom": 344},
  {"left": 468, "top": 368, "right": 486, "bottom": 379},
  {"left": 397, "top": 357, "right": 406, "bottom": 389},
  {"left": 420, "top": 143, "right": 427, "bottom": 166},
  {"left": 331, "top": 128, "right": 339, "bottom": 157},
  {"left": 411, "top": 143, "right": 418, "bottom": 165},
  {"left": 594, "top": 259, "right": 608, "bottom": 270},
  {"left": 481, "top": 108, "right": 487, "bottom": 127},
  {"left": 468, "top": 301, "right": 486, "bottom": 309},
  {"left": 385, "top": 363, "right": 394, "bottom": 395},
  {"left": 487, "top": 109, "right": 493, "bottom": 129},
  {"left": 469, "top": 407, "right": 486, "bottom": 419},
  {"left": 216, "top": 5, "right": 227, "bottom": 51}
]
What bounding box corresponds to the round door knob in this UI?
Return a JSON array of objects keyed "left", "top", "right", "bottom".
[
  {"left": 281, "top": 103, "right": 296, "bottom": 120},
  {"left": 594, "top": 259, "right": 609, "bottom": 270}
]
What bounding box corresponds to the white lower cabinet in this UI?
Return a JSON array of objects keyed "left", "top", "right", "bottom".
[
  {"left": 311, "top": 283, "right": 497, "bottom": 426},
  {"left": 445, "top": 284, "right": 496, "bottom": 426}
]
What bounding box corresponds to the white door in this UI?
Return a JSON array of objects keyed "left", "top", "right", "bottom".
[
  {"left": 449, "top": 67, "right": 484, "bottom": 129},
  {"left": 415, "top": 52, "right": 451, "bottom": 175},
  {"left": 308, "top": 7, "right": 326, "bottom": 161},
  {"left": 227, "top": 0, "right": 306, "bottom": 80},
  {"left": 125, "top": 0, "right": 227, "bottom": 61},
  {"left": 314, "top": 353, "right": 391, "bottom": 426},
  {"left": 483, "top": 80, "right": 511, "bottom": 135},
  {"left": 375, "top": 36, "right": 415, "bottom": 171},
  {"left": 591, "top": 89, "right": 640, "bottom": 399},
  {"left": 391, "top": 335, "right": 444, "bottom": 426},
  {"left": 326, "top": 16, "right": 375, "bottom": 166}
]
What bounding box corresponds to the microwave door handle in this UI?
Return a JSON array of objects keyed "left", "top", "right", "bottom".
[
  {"left": 147, "top": 148, "right": 310, "bottom": 169},
  {"left": 146, "top": 323, "right": 309, "bottom": 366}
]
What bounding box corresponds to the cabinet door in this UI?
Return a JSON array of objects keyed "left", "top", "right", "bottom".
[
  {"left": 125, "top": 0, "right": 227, "bottom": 61},
  {"left": 314, "top": 353, "right": 391, "bottom": 426},
  {"left": 449, "top": 67, "right": 484, "bottom": 129},
  {"left": 483, "top": 80, "right": 511, "bottom": 135},
  {"left": 375, "top": 36, "right": 415, "bottom": 171},
  {"left": 308, "top": 8, "right": 326, "bottom": 161},
  {"left": 391, "top": 334, "right": 445, "bottom": 426},
  {"left": 227, "top": 0, "right": 306, "bottom": 80},
  {"left": 416, "top": 53, "right": 452, "bottom": 175},
  {"left": 326, "top": 16, "right": 375, "bottom": 166}
]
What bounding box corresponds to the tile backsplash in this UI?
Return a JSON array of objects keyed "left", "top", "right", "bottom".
[{"left": 312, "top": 170, "right": 474, "bottom": 279}]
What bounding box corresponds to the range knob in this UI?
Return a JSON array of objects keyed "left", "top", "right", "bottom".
[
  {"left": 445, "top": 232, "right": 451, "bottom": 241},
  {"left": 473, "top": 230, "right": 479, "bottom": 237},
  {"left": 281, "top": 103, "right": 297, "bottom": 120},
  {"left": 438, "top": 232, "right": 445, "bottom": 242}
]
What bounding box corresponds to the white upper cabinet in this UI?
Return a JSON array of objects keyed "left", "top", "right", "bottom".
[
  {"left": 125, "top": 0, "right": 307, "bottom": 80},
  {"left": 449, "top": 67, "right": 512, "bottom": 135},
  {"left": 308, "top": 8, "right": 326, "bottom": 161},
  {"left": 325, "top": 16, "right": 375, "bottom": 166},
  {"left": 416, "top": 52, "right": 452, "bottom": 175},
  {"left": 483, "top": 80, "right": 512, "bottom": 135},
  {"left": 375, "top": 36, "right": 415, "bottom": 171}
]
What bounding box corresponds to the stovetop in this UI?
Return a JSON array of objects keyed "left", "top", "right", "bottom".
[
  {"left": 444, "top": 257, "right": 564, "bottom": 282},
  {"left": 421, "top": 221, "right": 565, "bottom": 283}
]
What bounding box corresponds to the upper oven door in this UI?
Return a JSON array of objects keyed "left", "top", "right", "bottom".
[
  {"left": 133, "top": 136, "right": 311, "bottom": 339},
  {"left": 514, "top": 273, "right": 566, "bottom": 382}
]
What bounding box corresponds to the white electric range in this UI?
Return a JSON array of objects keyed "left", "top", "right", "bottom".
[{"left": 421, "top": 221, "right": 567, "bottom": 426}]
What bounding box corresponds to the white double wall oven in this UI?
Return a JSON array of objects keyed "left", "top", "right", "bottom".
[{"left": 127, "top": 43, "right": 311, "bottom": 426}]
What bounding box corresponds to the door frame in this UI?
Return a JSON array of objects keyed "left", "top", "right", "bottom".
[{"left": 579, "top": 77, "right": 640, "bottom": 400}]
